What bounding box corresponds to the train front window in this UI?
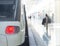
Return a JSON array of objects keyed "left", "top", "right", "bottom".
[{"left": 0, "top": 0, "right": 20, "bottom": 21}]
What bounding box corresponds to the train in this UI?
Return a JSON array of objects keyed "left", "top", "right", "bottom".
[{"left": 0, "top": 0, "right": 26, "bottom": 46}]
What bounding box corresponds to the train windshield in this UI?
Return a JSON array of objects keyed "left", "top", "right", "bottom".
[{"left": 0, "top": 0, "right": 20, "bottom": 21}]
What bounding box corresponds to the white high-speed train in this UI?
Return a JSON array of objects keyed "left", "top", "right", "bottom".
[{"left": 0, "top": 0, "right": 25, "bottom": 46}]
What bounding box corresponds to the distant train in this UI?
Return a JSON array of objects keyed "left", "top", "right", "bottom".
[{"left": 0, "top": 0, "right": 25, "bottom": 46}]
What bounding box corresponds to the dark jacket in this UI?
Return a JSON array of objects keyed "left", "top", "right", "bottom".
[{"left": 42, "top": 17, "right": 51, "bottom": 25}]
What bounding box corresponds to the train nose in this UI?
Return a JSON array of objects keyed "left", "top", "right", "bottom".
[{"left": 0, "top": 34, "right": 7, "bottom": 46}]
